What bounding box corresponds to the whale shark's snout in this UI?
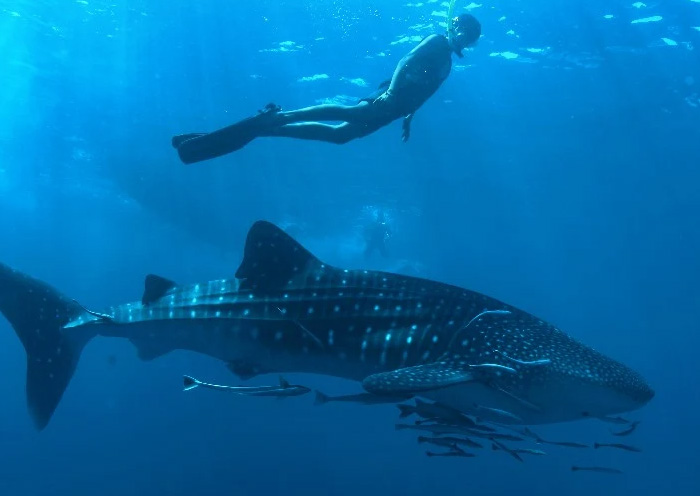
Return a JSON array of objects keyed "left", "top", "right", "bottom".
[
  {"left": 617, "top": 369, "right": 655, "bottom": 406},
  {"left": 563, "top": 353, "right": 655, "bottom": 419}
]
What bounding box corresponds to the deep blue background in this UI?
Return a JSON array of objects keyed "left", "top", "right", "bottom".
[{"left": 1, "top": 1, "right": 699, "bottom": 495}]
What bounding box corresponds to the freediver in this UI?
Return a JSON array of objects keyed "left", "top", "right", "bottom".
[
  {"left": 364, "top": 211, "right": 391, "bottom": 260},
  {"left": 172, "top": 14, "right": 482, "bottom": 164}
]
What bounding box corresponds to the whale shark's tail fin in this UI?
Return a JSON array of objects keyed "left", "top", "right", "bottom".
[{"left": 0, "top": 262, "right": 96, "bottom": 430}]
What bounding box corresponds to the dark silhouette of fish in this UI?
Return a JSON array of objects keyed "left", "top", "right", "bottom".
[
  {"left": 0, "top": 221, "right": 655, "bottom": 430},
  {"left": 418, "top": 435, "right": 483, "bottom": 449},
  {"left": 571, "top": 466, "right": 623, "bottom": 475},
  {"left": 594, "top": 442, "right": 642, "bottom": 452},
  {"left": 426, "top": 447, "right": 475, "bottom": 458},
  {"left": 611, "top": 420, "right": 640, "bottom": 436},
  {"left": 183, "top": 374, "right": 310, "bottom": 396},
  {"left": 314, "top": 390, "right": 407, "bottom": 405}
]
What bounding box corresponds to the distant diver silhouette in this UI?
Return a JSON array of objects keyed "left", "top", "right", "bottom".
[{"left": 364, "top": 211, "right": 391, "bottom": 260}]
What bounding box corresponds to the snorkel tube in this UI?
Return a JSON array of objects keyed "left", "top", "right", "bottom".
[
  {"left": 446, "top": 0, "right": 457, "bottom": 45},
  {"left": 446, "top": 0, "right": 463, "bottom": 57}
]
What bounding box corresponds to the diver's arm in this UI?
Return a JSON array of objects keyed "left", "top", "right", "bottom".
[{"left": 402, "top": 113, "right": 414, "bottom": 142}]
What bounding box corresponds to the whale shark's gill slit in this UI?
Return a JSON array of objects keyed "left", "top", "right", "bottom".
[
  {"left": 276, "top": 306, "right": 325, "bottom": 351},
  {"left": 468, "top": 363, "right": 517, "bottom": 374},
  {"left": 446, "top": 309, "right": 512, "bottom": 349},
  {"left": 495, "top": 350, "right": 551, "bottom": 367},
  {"left": 492, "top": 383, "right": 542, "bottom": 412}
]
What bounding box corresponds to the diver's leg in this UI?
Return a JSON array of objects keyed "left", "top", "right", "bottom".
[
  {"left": 259, "top": 122, "right": 371, "bottom": 145},
  {"left": 279, "top": 102, "right": 371, "bottom": 124}
]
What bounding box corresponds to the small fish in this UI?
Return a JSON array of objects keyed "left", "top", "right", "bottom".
[
  {"left": 532, "top": 434, "right": 588, "bottom": 448},
  {"left": 491, "top": 444, "right": 546, "bottom": 456},
  {"left": 571, "top": 466, "right": 623, "bottom": 475},
  {"left": 396, "top": 423, "right": 468, "bottom": 436},
  {"left": 474, "top": 403, "right": 524, "bottom": 423},
  {"left": 582, "top": 412, "right": 630, "bottom": 425},
  {"left": 594, "top": 442, "right": 642, "bottom": 453},
  {"left": 417, "top": 436, "right": 483, "bottom": 450},
  {"left": 413, "top": 417, "right": 494, "bottom": 432},
  {"left": 519, "top": 427, "right": 542, "bottom": 440},
  {"left": 612, "top": 420, "right": 640, "bottom": 437},
  {"left": 414, "top": 417, "right": 440, "bottom": 425},
  {"left": 514, "top": 448, "right": 546, "bottom": 456},
  {"left": 417, "top": 437, "right": 461, "bottom": 450},
  {"left": 425, "top": 436, "right": 484, "bottom": 449},
  {"left": 544, "top": 440, "right": 589, "bottom": 449},
  {"left": 464, "top": 428, "right": 523, "bottom": 442},
  {"left": 490, "top": 439, "right": 524, "bottom": 462},
  {"left": 426, "top": 449, "right": 475, "bottom": 458},
  {"left": 183, "top": 375, "right": 310, "bottom": 397},
  {"left": 398, "top": 399, "right": 477, "bottom": 427},
  {"left": 315, "top": 390, "right": 408, "bottom": 405}
]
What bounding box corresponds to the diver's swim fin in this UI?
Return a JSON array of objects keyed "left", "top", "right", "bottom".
[
  {"left": 171, "top": 133, "right": 207, "bottom": 148},
  {"left": 173, "top": 103, "right": 282, "bottom": 165}
]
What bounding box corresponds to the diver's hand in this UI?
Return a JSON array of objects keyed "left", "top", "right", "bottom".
[
  {"left": 373, "top": 92, "right": 390, "bottom": 105},
  {"left": 402, "top": 113, "right": 414, "bottom": 142}
]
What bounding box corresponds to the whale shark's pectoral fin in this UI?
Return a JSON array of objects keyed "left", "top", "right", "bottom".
[
  {"left": 362, "top": 362, "right": 475, "bottom": 395},
  {"left": 226, "top": 359, "right": 265, "bottom": 380},
  {"left": 129, "top": 338, "right": 176, "bottom": 361},
  {"left": 142, "top": 274, "right": 178, "bottom": 306}
]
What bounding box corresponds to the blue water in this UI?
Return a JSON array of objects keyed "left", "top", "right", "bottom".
[{"left": 1, "top": 0, "right": 699, "bottom": 494}]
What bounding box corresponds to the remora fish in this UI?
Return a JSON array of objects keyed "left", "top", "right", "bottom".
[
  {"left": 612, "top": 420, "right": 640, "bottom": 437},
  {"left": 396, "top": 423, "right": 522, "bottom": 441},
  {"left": 398, "top": 399, "right": 478, "bottom": 427},
  {"left": 491, "top": 443, "right": 546, "bottom": 456},
  {"left": 426, "top": 448, "right": 475, "bottom": 458},
  {"left": 314, "top": 391, "right": 407, "bottom": 405},
  {"left": 582, "top": 412, "right": 631, "bottom": 425},
  {"left": 183, "top": 375, "right": 310, "bottom": 396},
  {"left": 490, "top": 439, "right": 524, "bottom": 462},
  {"left": 535, "top": 438, "right": 589, "bottom": 449},
  {"left": 593, "top": 442, "right": 642, "bottom": 453},
  {"left": 0, "top": 220, "right": 655, "bottom": 430},
  {"left": 571, "top": 466, "right": 623, "bottom": 475},
  {"left": 418, "top": 435, "right": 483, "bottom": 449},
  {"left": 474, "top": 403, "right": 524, "bottom": 423}
]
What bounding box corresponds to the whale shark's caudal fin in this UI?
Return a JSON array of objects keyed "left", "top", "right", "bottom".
[{"left": 0, "top": 263, "right": 96, "bottom": 430}]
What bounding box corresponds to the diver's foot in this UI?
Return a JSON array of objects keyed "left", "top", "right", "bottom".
[
  {"left": 172, "top": 104, "right": 283, "bottom": 164},
  {"left": 258, "top": 102, "right": 282, "bottom": 115}
]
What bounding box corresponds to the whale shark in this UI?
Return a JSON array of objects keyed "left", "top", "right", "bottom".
[{"left": 0, "top": 220, "right": 654, "bottom": 430}]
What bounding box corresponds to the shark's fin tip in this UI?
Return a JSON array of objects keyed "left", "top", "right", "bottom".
[
  {"left": 183, "top": 375, "right": 199, "bottom": 391},
  {"left": 142, "top": 274, "right": 177, "bottom": 305}
]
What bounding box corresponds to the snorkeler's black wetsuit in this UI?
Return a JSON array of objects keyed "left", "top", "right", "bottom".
[{"left": 173, "top": 34, "right": 454, "bottom": 164}]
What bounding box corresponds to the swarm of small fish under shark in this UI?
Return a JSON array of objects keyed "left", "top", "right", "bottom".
[
  {"left": 390, "top": 397, "right": 642, "bottom": 472},
  {"left": 184, "top": 372, "right": 642, "bottom": 475}
]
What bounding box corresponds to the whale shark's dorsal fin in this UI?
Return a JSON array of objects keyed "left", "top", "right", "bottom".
[
  {"left": 235, "top": 221, "right": 325, "bottom": 290},
  {"left": 142, "top": 274, "right": 177, "bottom": 305}
]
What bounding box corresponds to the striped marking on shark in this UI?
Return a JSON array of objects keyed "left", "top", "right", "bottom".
[{"left": 0, "top": 221, "right": 654, "bottom": 430}]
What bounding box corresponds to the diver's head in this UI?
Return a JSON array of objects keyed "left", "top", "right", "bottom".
[{"left": 448, "top": 14, "right": 481, "bottom": 57}]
